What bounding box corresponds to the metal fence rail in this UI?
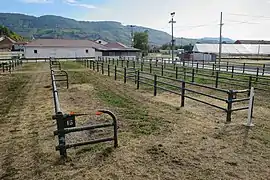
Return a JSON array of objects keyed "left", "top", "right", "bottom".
[
  {"left": 50, "top": 62, "right": 118, "bottom": 158},
  {"left": 136, "top": 57, "right": 270, "bottom": 76},
  {"left": 81, "top": 59, "right": 255, "bottom": 124},
  {"left": 0, "top": 59, "right": 23, "bottom": 73},
  {"left": 95, "top": 59, "right": 270, "bottom": 93}
]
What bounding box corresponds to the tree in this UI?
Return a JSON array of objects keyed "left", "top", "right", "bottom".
[
  {"left": 133, "top": 32, "right": 149, "bottom": 56},
  {"left": 160, "top": 43, "right": 194, "bottom": 52}
]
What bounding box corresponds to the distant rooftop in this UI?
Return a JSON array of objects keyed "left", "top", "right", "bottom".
[
  {"left": 235, "top": 40, "right": 270, "bottom": 44},
  {"left": 25, "top": 39, "right": 140, "bottom": 51},
  {"left": 25, "top": 39, "right": 104, "bottom": 49}
]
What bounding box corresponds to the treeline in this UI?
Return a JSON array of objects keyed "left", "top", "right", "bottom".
[
  {"left": 0, "top": 25, "right": 24, "bottom": 41},
  {"left": 160, "top": 43, "right": 194, "bottom": 51}
]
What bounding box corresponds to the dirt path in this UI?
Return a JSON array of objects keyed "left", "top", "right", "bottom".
[{"left": 0, "top": 63, "right": 55, "bottom": 180}]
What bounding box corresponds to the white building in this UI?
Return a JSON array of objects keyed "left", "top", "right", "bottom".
[
  {"left": 24, "top": 39, "right": 141, "bottom": 60},
  {"left": 193, "top": 43, "right": 270, "bottom": 56},
  {"left": 24, "top": 39, "right": 101, "bottom": 59}
]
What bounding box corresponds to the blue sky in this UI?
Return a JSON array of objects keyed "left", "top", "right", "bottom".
[
  {"left": 0, "top": 0, "right": 107, "bottom": 20},
  {"left": 1, "top": 0, "right": 270, "bottom": 40}
]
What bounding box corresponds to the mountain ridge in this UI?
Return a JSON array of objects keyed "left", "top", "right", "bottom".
[{"left": 0, "top": 13, "right": 234, "bottom": 46}]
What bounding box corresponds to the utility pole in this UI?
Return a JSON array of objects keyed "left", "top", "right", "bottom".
[
  {"left": 130, "top": 25, "right": 135, "bottom": 47},
  {"left": 218, "top": 12, "right": 223, "bottom": 70},
  {"left": 169, "top": 12, "right": 176, "bottom": 62}
]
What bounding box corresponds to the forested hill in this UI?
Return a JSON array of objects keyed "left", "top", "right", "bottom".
[
  {"left": 0, "top": 13, "right": 233, "bottom": 46},
  {"left": 0, "top": 25, "right": 24, "bottom": 41}
]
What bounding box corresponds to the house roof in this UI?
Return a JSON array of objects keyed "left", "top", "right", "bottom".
[
  {"left": 25, "top": 39, "right": 105, "bottom": 49},
  {"left": 104, "top": 42, "right": 140, "bottom": 51},
  {"left": 25, "top": 39, "right": 140, "bottom": 52},
  {"left": 235, "top": 40, "right": 270, "bottom": 44},
  {"left": 193, "top": 43, "right": 270, "bottom": 55},
  {"left": 105, "top": 42, "right": 128, "bottom": 49},
  {"left": 0, "top": 36, "right": 16, "bottom": 43}
]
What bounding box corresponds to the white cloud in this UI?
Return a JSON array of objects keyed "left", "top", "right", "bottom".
[
  {"left": 21, "top": 0, "right": 53, "bottom": 3},
  {"left": 81, "top": 0, "right": 270, "bottom": 40},
  {"left": 63, "top": 0, "right": 97, "bottom": 9}
]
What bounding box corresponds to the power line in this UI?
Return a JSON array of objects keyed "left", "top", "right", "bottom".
[
  {"left": 174, "top": 24, "right": 219, "bottom": 33},
  {"left": 226, "top": 13, "right": 270, "bottom": 19},
  {"left": 224, "top": 19, "right": 261, "bottom": 25},
  {"left": 174, "top": 20, "right": 219, "bottom": 29}
]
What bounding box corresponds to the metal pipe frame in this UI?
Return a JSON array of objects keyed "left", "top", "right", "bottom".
[{"left": 50, "top": 66, "right": 118, "bottom": 158}]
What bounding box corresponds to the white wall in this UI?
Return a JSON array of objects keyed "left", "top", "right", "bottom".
[
  {"left": 24, "top": 47, "right": 95, "bottom": 59},
  {"left": 95, "top": 51, "right": 102, "bottom": 59},
  {"left": 193, "top": 53, "right": 213, "bottom": 61}
]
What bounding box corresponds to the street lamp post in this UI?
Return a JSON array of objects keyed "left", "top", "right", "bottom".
[{"left": 169, "top": 12, "right": 176, "bottom": 62}]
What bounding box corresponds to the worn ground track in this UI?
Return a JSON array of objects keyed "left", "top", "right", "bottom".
[{"left": 0, "top": 62, "right": 269, "bottom": 180}]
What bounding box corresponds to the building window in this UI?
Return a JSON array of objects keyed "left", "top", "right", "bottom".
[
  {"left": 34, "top": 50, "right": 37, "bottom": 54},
  {"left": 86, "top": 49, "right": 89, "bottom": 53}
]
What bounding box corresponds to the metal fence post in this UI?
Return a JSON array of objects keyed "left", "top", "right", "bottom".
[
  {"left": 215, "top": 71, "right": 219, "bottom": 88},
  {"left": 248, "top": 76, "right": 252, "bottom": 96},
  {"left": 114, "top": 65, "right": 117, "bottom": 80},
  {"left": 203, "top": 60, "right": 205, "bottom": 69},
  {"left": 124, "top": 67, "right": 127, "bottom": 83},
  {"left": 12, "top": 60, "right": 14, "bottom": 70},
  {"left": 150, "top": 63, "right": 152, "bottom": 73},
  {"left": 245, "top": 87, "right": 255, "bottom": 127},
  {"left": 54, "top": 112, "right": 67, "bottom": 157},
  {"left": 226, "top": 62, "right": 229, "bottom": 72},
  {"left": 212, "top": 64, "right": 215, "bottom": 75},
  {"left": 256, "top": 67, "right": 259, "bottom": 82},
  {"left": 196, "top": 62, "right": 199, "bottom": 73},
  {"left": 127, "top": 60, "right": 129, "bottom": 68},
  {"left": 231, "top": 66, "right": 234, "bottom": 78},
  {"left": 262, "top": 64, "right": 265, "bottom": 76},
  {"left": 164, "top": 61, "right": 166, "bottom": 69},
  {"left": 154, "top": 74, "right": 157, "bottom": 96},
  {"left": 102, "top": 63, "right": 104, "bottom": 74},
  {"left": 176, "top": 66, "right": 178, "bottom": 79},
  {"left": 137, "top": 71, "right": 140, "bottom": 89},
  {"left": 243, "top": 63, "right": 246, "bottom": 73},
  {"left": 93, "top": 62, "right": 95, "bottom": 71},
  {"left": 226, "top": 90, "right": 233, "bottom": 123},
  {"left": 161, "top": 65, "right": 164, "bottom": 76},
  {"left": 141, "top": 62, "right": 143, "bottom": 71},
  {"left": 192, "top": 69, "right": 195, "bottom": 83},
  {"left": 108, "top": 64, "right": 110, "bottom": 76},
  {"left": 181, "top": 81, "right": 185, "bottom": 107},
  {"left": 184, "top": 68, "right": 186, "bottom": 80}
]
